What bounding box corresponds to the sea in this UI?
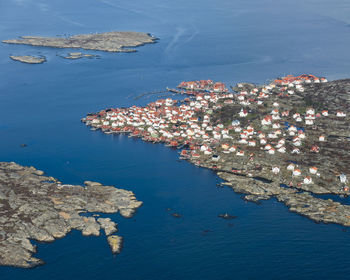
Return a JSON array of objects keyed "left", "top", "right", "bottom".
[{"left": 1, "top": 0, "right": 350, "bottom": 279}]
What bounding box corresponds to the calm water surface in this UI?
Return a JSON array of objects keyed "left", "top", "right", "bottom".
[{"left": 1, "top": 0, "right": 350, "bottom": 279}]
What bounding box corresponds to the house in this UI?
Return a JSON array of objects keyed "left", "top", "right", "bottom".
[
  {"left": 287, "top": 163, "right": 295, "bottom": 171},
  {"left": 340, "top": 174, "right": 347, "bottom": 183},
  {"left": 236, "top": 150, "right": 245, "bottom": 156},
  {"left": 272, "top": 123, "right": 281, "bottom": 129},
  {"left": 305, "top": 119, "right": 314, "bottom": 125},
  {"left": 303, "top": 176, "right": 313, "bottom": 184},
  {"left": 265, "top": 144, "right": 272, "bottom": 150},
  {"left": 239, "top": 109, "right": 248, "bottom": 117},
  {"left": 293, "top": 137, "right": 302, "bottom": 147},
  {"left": 288, "top": 126, "right": 297, "bottom": 135},
  {"left": 298, "top": 131, "right": 306, "bottom": 139},
  {"left": 212, "top": 155, "right": 220, "bottom": 161},
  {"left": 237, "top": 95, "right": 245, "bottom": 101},
  {"left": 272, "top": 166, "right": 280, "bottom": 174},
  {"left": 293, "top": 113, "right": 301, "bottom": 119},
  {"left": 306, "top": 108, "right": 315, "bottom": 115},
  {"left": 309, "top": 167, "right": 318, "bottom": 174},
  {"left": 321, "top": 110, "right": 329, "bottom": 116},
  {"left": 192, "top": 153, "right": 200, "bottom": 158},
  {"left": 310, "top": 145, "right": 320, "bottom": 153},
  {"left": 319, "top": 135, "right": 326, "bottom": 142},
  {"left": 229, "top": 146, "right": 237, "bottom": 152},
  {"left": 221, "top": 143, "right": 230, "bottom": 150},
  {"left": 248, "top": 140, "right": 256, "bottom": 147},
  {"left": 271, "top": 109, "right": 279, "bottom": 115},
  {"left": 180, "top": 150, "right": 188, "bottom": 157},
  {"left": 293, "top": 169, "right": 301, "bottom": 176},
  {"left": 336, "top": 111, "right": 346, "bottom": 117},
  {"left": 261, "top": 116, "right": 272, "bottom": 125},
  {"left": 281, "top": 110, "right": 290, "bottom": 117},
  {"left": 239, "top": 139, "right": 248, "bottom": 144},
  {"left": 232, "top": 120, "right": 241, "bottom": 126},
  {"left": 200, "top": 144, "right": 209, "bottom": 151}
]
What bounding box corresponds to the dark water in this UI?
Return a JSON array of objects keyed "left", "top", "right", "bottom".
[{"left": 1, "top": 0, "right": 350, "bottom": 279}]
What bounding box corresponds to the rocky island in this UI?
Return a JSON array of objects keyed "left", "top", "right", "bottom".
[
  {"left": 3, "top": 31, "right": 157, "bottom": 52},
  {"left": 82, "top": 74, "right": 350, "bottom": 227},
  {"left": 62, "top": 52, "right": 99, "bottom": 59},
  {"left": 9, "top": 55, "right": 46, "bottom": 64},
  {"left": 0, "top": 162, "right": 142, "bottom": 268}
]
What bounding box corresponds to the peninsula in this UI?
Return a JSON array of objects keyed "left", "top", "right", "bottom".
[
  {"left": 2, "top": 31, "right": 157, "bottom": 52},
  {"left": 0, "top": 162, "right": 142, "bottom": 268},
  {"left": 9, "top": 55, "right": 46, "bottom": 64},
  {"left": 82, "top": 75, "right": 350, "bottom": 227}
]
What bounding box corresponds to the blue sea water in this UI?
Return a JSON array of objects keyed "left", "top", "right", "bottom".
[{"left": 1, "top": 0, "right": 350, "bottom": 279}]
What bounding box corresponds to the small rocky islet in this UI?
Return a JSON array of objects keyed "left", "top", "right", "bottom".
[
  {"left": 61, "top": 52, "right": 99, "bottom": 60},
  {"left": 0, "top": 162, "right": 142, "bottom": 268},
  {"left": 2, "top": 31, "right": 157, "bottom": 53},
  {"left": 9, "top": 55, "right": 46, "bottom": 64},
  {"left": 82, "top": 74, "right": 350, "bottom": 227}
]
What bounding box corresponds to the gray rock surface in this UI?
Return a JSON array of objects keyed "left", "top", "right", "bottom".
[
  {"left": 0, "top": 162, "right": 142, "bottom": 268},
  {"left": 9, "top": 55, "right": 46, "bottom": 64},
  {"left": 107, "top": 235, "right": 123, "bottom": 254},
  {"left": 3, "top": 31, "right": 157, "bottom": 52}
]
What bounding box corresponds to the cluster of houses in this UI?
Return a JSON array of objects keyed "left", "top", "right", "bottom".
[{"left": 83, "top": 75, "right": 348, "bottom": 191}]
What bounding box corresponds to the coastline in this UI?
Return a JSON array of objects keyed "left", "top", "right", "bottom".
[
  {"left": 82, "top": 75, "right": 350, "bottom": 227},
  {"left": 2, "top": 31, "right": 158, "bottom": 53},
  {"left": 0, "top": 162, "right": 142, "bottom": 268}
]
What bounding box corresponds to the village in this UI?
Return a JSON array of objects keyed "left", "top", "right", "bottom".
[{"left": 82, "top": 74, "right": 350, "bottom": 226}]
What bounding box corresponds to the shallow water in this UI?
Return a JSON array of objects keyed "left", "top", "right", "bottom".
[{"left": 1, "top": 0, "right": 350, "bottom": 279}]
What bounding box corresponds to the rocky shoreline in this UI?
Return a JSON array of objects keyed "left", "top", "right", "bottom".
[
  {"left": 0, "top": 162, "right": 142, "bottom": 268},
  {"left": 3, "top": 31, "right": 157, "bottom": 53},
  {"left": 9, "top": 55, "right": 46, "bottom": 64},
  {"left": 82, "top": 75, "right": 350, "bottom": 227}
]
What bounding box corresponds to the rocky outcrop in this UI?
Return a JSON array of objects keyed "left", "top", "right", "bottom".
[
  {"left": 61, "top": 52, "right": 99, "bottom": 59},
  {"left": 9, "top": 55, "right": 46, "bottom": 64},
  {"left": 3, "top": 31, "right": 157, "bottom": 52},
  {"left": 107, "top": 235, "right": 123, "bottom": 254},
  {"left": 0, "top": 162, "right": 142, "bottom": 268}
]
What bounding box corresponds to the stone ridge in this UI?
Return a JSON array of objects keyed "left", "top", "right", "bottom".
[{"left": 0, "top": 162, "right": 142, "bottom": 268}]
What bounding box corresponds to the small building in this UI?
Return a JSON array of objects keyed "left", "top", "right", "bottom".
[
  {"left": 303, "top": 176, "right": 313, "bottom": 184},
  {"left": 212, "top": 155, "right": 220, "bottom": 161},
  {"left": 309, "top": 167, "right": 318, "bottom": 174},
  {"left": 272, "top": 166, "right": 280, "bottom": 174},
  {"left": 340, "top": 174, "right": 347, "bottom": 183},
  {"left": 287, "top": 163, "right": 295, "bottom": 171}
]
